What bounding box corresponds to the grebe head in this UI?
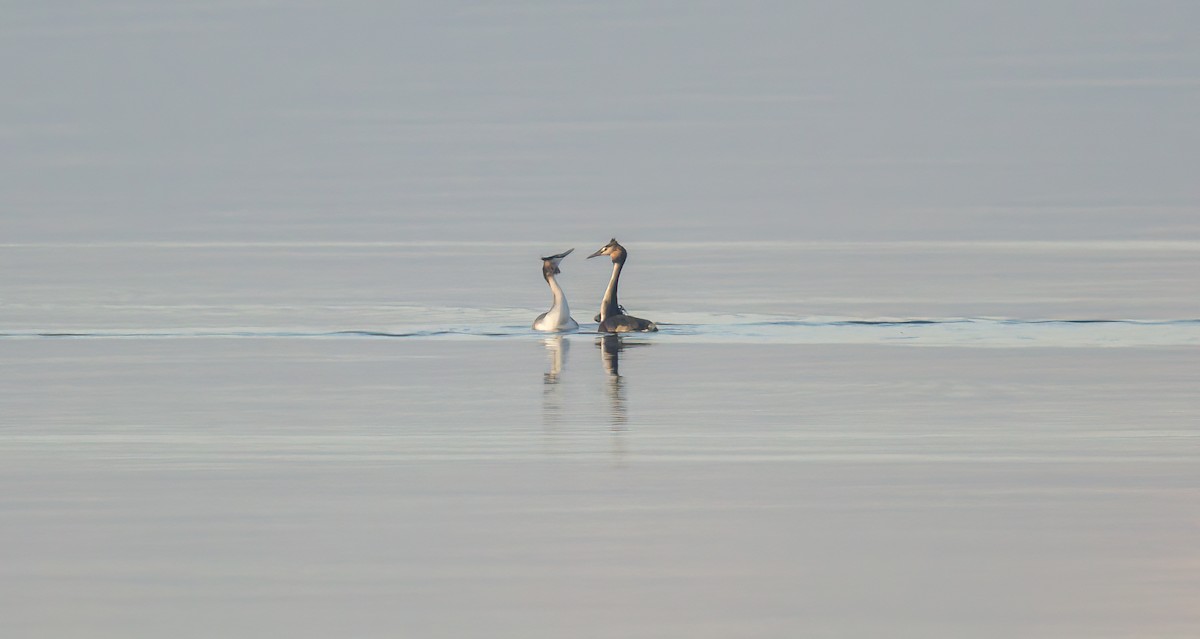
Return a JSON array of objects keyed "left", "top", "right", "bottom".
[
  {"left": 541, "top": 248, "right": 574, "bottom": 281},
  {"left": 587, "top": 238, "right": 626, "bottom": 264}
]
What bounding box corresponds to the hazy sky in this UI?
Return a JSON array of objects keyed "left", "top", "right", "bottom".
[{"left": 3, "top": 1, "right": 1198, "bottom": 242}]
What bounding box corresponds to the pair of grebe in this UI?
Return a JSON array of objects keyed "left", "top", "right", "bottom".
[{"left": 532, "top": 238, "right": 657, "bottom": 333}]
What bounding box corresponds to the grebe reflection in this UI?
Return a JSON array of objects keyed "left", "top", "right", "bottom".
[
  {"left": 598, "top": 334, "right": 652, "bottom": 428},
  {"left": 541, "top": 335, "right": 569, "bottom": 431},
  {"left": 543, "top": 335, "right": 568, "bottom": 385},
  {"left": 599, "top": 335, "right": 627, "bottom": 427}
]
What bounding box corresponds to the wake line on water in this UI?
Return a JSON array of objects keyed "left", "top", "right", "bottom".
[
  {"left": 2, "top": 318, "right": 1199, "bottom": 344},
  {"left": 758, "top": 319, "right": 1200, "bottom": 327},
  {"left": 0, "top": 329, "right": 497, "bottom": 339}
]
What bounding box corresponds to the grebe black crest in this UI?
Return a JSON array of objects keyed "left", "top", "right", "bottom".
[
  {"left": 533, "top": 248, "right": 579, "bottom": 332},
  {"left": 587, "top": 238, "right": 658, "bottom": 333}
]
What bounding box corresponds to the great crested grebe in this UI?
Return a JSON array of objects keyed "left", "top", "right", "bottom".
[
  {"left": 587, "top": 238, "right": 657, "bottom": 333},
  {"left": 532, "top": 248, "right": 579, "bottom": 332}
]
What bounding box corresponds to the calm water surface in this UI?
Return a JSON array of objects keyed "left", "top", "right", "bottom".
[
  {"left": 4, "top": 1, "right": 1200, "bottom": 636},
  {"left": 2, "top": 242, "right": 1198, "bottom": 638}
]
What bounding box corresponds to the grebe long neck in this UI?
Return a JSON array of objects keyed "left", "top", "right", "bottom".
[
  {"left": 599, "top": 260, "right": 622, "bottom": 321},
  {"left": 547, "top": 272, "right": 570, "bottom": 318}
]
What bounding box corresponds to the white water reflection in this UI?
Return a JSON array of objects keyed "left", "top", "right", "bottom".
[
  {"left": 541, "top": 335, "right": 567, "bottom": 432},
  {"left": 3, "top": 339, "right": 1197, "bottom": 638}
]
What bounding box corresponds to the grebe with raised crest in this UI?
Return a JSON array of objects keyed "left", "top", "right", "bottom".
[
  {"left": 587, "top": 238, "right": 657, "bottom": 333},
  {"left": 532, "top": 248, "right": 579, "bottom": 332}
]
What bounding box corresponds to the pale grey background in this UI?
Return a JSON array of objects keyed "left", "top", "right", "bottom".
[{"left": 3, "top": 1, "right": 1198, "bottom": 243}]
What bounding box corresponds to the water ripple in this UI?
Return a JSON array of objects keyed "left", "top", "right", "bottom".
[{"left": 3, "top": 317, "right": 1199, "bottom": 347}]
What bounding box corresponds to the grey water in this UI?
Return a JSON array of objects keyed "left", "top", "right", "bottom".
[
  {"left": 4, "top": 2, "right": 1200, "bottom": 638},
  {"left": 4, "top": 240, "right": 1199, "bottom": 639}
]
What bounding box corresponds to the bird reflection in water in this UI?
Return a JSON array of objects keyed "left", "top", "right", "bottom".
[
  {"left": 598, "top": 334, "right": 651, "bottom": 429},
  {"left": 543, "top": 335, "right": 568, "bottom": 385},
  {"left": 542, "top": 333, "right": 568, "bottom": 434},
  {"left": 541, "top": 334, "right": 652, "bottom": 436},
  {"left": 541, "top": 336, "right": 568, "bottom": 429}
]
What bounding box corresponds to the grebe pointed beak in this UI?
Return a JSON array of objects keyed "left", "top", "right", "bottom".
[{"left": 587, "top": 248, "right": 605, "bottom": 259}]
